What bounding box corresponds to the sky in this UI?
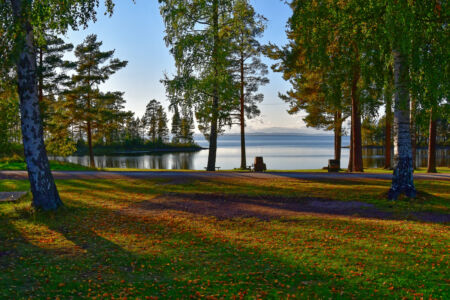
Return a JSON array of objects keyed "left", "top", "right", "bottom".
[{"left": 65, "top": 0, "right": 325, "bottom": 134}]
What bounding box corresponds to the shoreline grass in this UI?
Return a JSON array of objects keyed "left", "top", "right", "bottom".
[{"left": 0, "top": 160, "right": 96, "bottom": 171}]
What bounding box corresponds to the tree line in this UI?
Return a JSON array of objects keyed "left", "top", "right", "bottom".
[
  {"left": 1, "top": 0, "right": 448, "bottom": 210},
  {"left": 1, "top": 33, "right": 195, "bottom": 167},
  {"left": 265, "top": 0, "right": 448, "bottom": 198}
]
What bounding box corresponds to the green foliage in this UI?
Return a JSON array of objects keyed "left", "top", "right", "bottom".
[
  {"left": 64, "top": 34, "right": 128, "bottom": 147},
  {"left": 0, "top": 81, "right": 21, "bottom": 155},
  {"left": 143, "top": 99, "right": 169, "bottom": 143},
  {"left": 35, "top": 33, "right": 77, "bottom": 156},
  {"left": 228, "top": 0, "right": 269, "bottom": 121},
  {"left": 160, "top": 0, "right": 237, "bottom": 139}
]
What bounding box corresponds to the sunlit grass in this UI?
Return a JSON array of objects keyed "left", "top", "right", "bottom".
[
  {"left": 0, "top": 160, "right": 96, "bottom": 171},
  {"left": 0, "top": 177, "right": 448, "bottom": 298}
]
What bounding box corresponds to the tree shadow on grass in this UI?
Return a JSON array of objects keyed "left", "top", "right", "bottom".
[
  {"left": 57, "top": 178, "right": 449, "bottom": 224},
  {"left": 3, "top": 192, "right": 445, "bottom": 298},
  {"left": 31, "top": 205, "right": 343, "bottom": 298}
]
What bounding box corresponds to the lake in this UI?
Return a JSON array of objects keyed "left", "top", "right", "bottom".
[{"left": 54, "top": 134, "right": 449, "bottom": 170}]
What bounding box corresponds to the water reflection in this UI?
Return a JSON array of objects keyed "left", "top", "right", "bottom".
[
  {"left": 58, "top": 152, "right": 199, "bottom": 170},
  {"left": 363, "top": 148, "right": 449, "bottom": 169},
  {"left": 53, "top": 135, "right": 448, "bottom": 170},
  {"left": 55, "top": 147, "right": 448, "bottom": 170}
]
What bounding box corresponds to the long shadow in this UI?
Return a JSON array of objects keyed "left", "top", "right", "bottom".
[
  {"left": 66, "top": 203, "right": 449, "bottom": 298},
  {"left": 58, "top": 177, "right": 449, "bottom": 224},
  {"left": 2, "top": 192, "right": 444, "bottom": 298},
  {"left": 127, "top": 192, "right": 449, "bottom": 224},
  {"left": 32, "top": 205, "right": 341, "bottom": 298}
]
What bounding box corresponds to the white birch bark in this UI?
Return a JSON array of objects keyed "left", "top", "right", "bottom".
[
  {"left": 10, "top": 0, "right": 62, "bottom": 210},
  {"left": 388, "top": 50, "right": 416, "bottom": 199}
]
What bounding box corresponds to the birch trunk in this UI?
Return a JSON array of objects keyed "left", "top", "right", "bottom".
[
  {"left": 388, "top": 50, "right": 416, "bottom": 199},
  {"left": 10, "top": 0, "right": 62, "bottom": 210}
]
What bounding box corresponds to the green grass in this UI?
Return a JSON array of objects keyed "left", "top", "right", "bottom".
[
  {"left": 0, "top": 176, "right": 448, "bottom": 298},
  {"left": 102, "top": 167, "right": 450, "bottom": 173},
  {"left": 267, "top": 167, "right": 450, "bottom": 174},
  {"left": 0, "top": 160, "right": 96, "bottom": 171}
]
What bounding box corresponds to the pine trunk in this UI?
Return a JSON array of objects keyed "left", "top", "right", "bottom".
[
  {"left": 10, "top": 0, "right": 62, "bottom": 210},
  {"left": 206, "top": 0, "right": 219, "bottom": 172},
  {"left": 334, "top": 111, "right": 342, "bottom": 164},
  {"left": 348, "top": 130, "right": 353, "bottom": 172},
  {"left": 388, "top": 50, "right": 416, "bottom": 199},
  {"left": 351, "top": 61, "right": 363, "bottom": 172},
  {"left": 384, "top": 91, "right": 392, "bottom": 169},
  {"left": 427, "top": 108, "right": 437, "bottom": 173},
  {"left": 239, "top": 55, "right": 246, "bottom": 169},
  {"left": 87, "top": 120, "right": 95, "bottom": 168},
  {"left": 86, "top": 88, "right": 95, "bottom": 168}
]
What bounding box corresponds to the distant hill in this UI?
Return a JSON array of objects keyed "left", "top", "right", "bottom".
[{"left": 194, "top": 127, "right": 336, "bottom": 137}]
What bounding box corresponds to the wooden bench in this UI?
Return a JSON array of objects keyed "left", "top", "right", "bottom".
[{"left": 204, "top": 167, "right": 221, "bottom": 171}]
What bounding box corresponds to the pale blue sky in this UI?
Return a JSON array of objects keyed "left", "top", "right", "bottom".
[{"left": 66, "top": 0, "right": 323, "bottom": 134}]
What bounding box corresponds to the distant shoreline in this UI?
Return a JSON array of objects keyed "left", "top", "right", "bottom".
[{"left": 73, "top": 145, "right": 205, "bottom": 156}]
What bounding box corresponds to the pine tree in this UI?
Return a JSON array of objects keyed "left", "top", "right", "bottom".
[
  {"left": 171, "top": 106, "right": 181, "bottom": 143},
  {"left": 143, "top": 99, "right": 160, "bottom": 143},
  {"left": 156, "top": 105, "right": 169, "bottom": 143},
  {"left": 265, "top": 26, "right": 351, "bottom": 166},
  {"left": 66, "top": 34, "right": 127, "bottom": 167},
  {"left": 35, "top": 33, "right": 76, "bottom": 156},
  {"left": 36, "top": 33, "right": 74, "bottom": 123},
  {"left": 179, "top": 112, "right": 195, "bottom": 144},
  {"left": 229, "top": 0, "right": 269, "bottom": 169}
]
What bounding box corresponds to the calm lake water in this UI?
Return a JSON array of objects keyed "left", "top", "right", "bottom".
[{"left": 55, "top": 135, "right": 449, "bottom": 170}]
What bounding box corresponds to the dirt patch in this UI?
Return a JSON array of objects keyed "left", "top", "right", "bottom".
[
  {"left": 124, "top": 193, "right": 386, "bottom": 221},
  {"left": 123, "top": 193, "right": 449, "bottom": 223}
]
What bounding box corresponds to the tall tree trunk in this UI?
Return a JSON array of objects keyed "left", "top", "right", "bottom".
[
  {"left": 410, "top": 98, "right": 417, "bottom": 169},
  {"left": 388, "top": 50, "right": 416, "bottom": 199},
  {"left": 351, "top": 60, "right": 363, "bottom": 172},
  {"left": 239, "top": 55, "right": 246, "bottom": 169},
  {"left": 207, "top": 0, "right": 219, "bottom": 172},
  {"left": 384, "top": 89, "right": 392, "bottom": 169},
  {"left": 10, "top": 0, "right": 62, "bottom": 210},
  {"left": 87, "top": 120, "right": 95, "bottom": 168},
  {"left": 348, "top": 130, "right": 353, "bottom": 172},
  {"left": 86, "top": 87, "right": 95, "bottom": 168},
  {"left": 427, "top": 108, "right": 437, "bottom": 173},
  {"left": 334, "top": 111, "right": 342, "bottom": 165}
]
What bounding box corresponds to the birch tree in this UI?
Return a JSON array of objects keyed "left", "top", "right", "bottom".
[
  {"left": 160, "top": 0, "right": 236, "bottom": 171},
  {"left": 1, "top": 0, "right": 117, "bottom": 210}
]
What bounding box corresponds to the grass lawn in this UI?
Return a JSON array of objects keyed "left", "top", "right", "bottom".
[
  {"left": 0, "top": 160, "right": 95, "bottom": 171},
  {"left": 0, "top": 176, "right": 448, "bottom": 298}
]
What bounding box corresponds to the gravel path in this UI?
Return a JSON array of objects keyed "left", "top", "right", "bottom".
[{"left": 0, "top": 170, "right": 449, "bottom": 181}]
